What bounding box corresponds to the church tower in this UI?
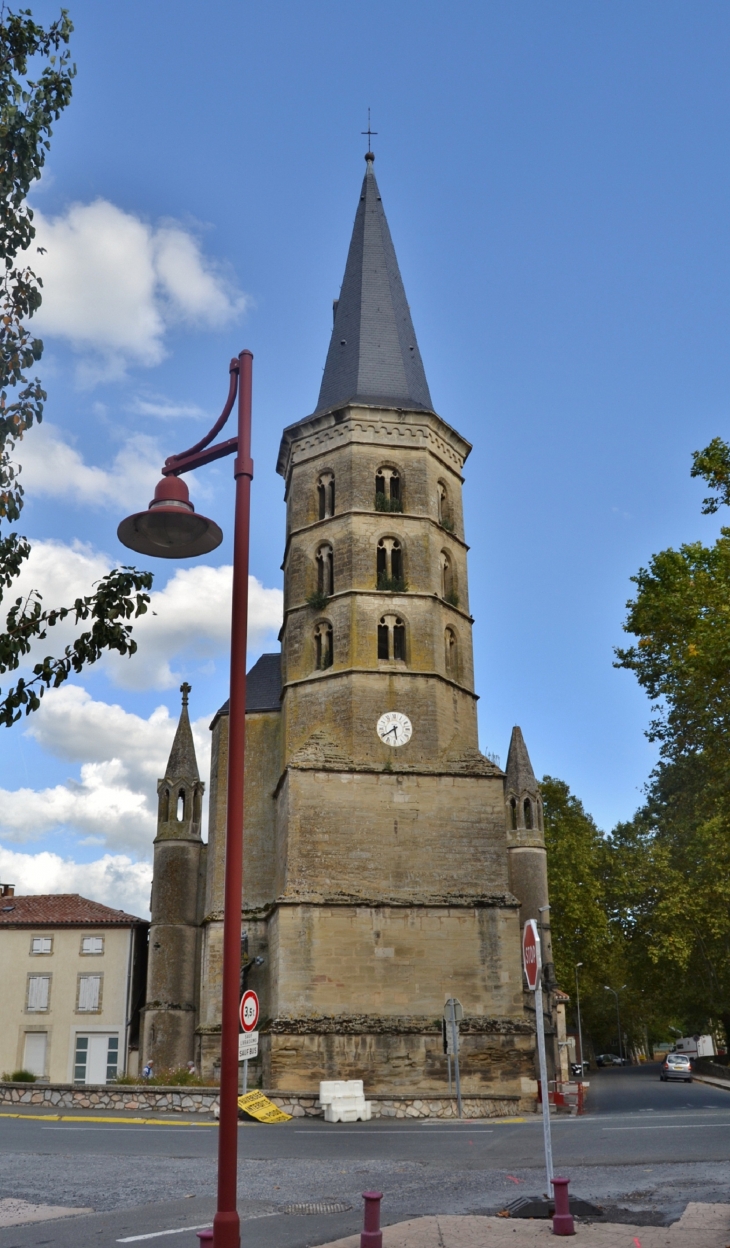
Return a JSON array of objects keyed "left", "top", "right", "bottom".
[
  {"left": 199, "top": 152, "right": 537, "bottom": 1100},
  {"left": 142, "top": 684, "right": 206, "bottom": 1072}
]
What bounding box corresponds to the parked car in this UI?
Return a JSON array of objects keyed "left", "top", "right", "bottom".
[
  {"left": 596, "top": 1054, "right": 623, "bottom": 1066},
  {"left": 660, "top": 1053, "right": 692, "bottom": 1083}
]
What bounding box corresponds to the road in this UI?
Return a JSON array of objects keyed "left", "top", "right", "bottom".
[{"left": 0, "top": 1064, "right": 728, "bottom": 1248}]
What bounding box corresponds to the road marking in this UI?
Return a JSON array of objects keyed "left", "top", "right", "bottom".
[
  {"left": 43, "top": 1126, "right": 206, "bottom": 1132},
  {"left": 118, "top": 1211, "right": 280, "bottom": 1242},
  {"left": 0, "top": 1112, "right": 214, "bottom": 1126},
  {"left": 117, "top": 1224, "right": 212, "bottom": 1242},
  {"left": 293, "top": 1129, "right": 494, "bottom": 1134},
  {"left": 603, "top": 1123, "right": 730, "bottom": 1131}
]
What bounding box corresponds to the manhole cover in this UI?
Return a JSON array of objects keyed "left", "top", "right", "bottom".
[{"left": 279, "top": 1201, "right": 352, "bottom": 1216}]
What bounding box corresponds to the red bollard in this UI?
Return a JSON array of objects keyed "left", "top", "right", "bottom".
[
  {"left": 196, "top": 1232, "right": 213, "bottom": 1245},
  {"left": 361, "top": 1190, "right": 383, "bottom": 1248},
  {"left": 551, "top": 1177, "right": 575, "bottom": 1236}
]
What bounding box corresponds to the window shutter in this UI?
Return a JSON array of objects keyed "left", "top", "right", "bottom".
[
  {"left": 78, "top": 975, "right": 101, "bottom": 1011},
  {"left": 28, "top": 976, "right": 49, "bottom": 1010}
]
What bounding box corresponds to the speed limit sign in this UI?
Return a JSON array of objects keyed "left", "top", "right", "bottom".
[{"left": 239, "top": 989, "right": 259, "bottom": 1033}]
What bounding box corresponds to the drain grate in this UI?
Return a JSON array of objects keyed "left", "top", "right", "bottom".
[{"left": 279, "top": 1201, "right": 352, "bottom": 1216}]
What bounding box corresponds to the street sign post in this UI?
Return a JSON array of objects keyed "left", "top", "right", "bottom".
[
  {"left": 522, "top": 919, "right": 553, "bottom": 1190},
  {"left": 239, "top": 990, "right": 260, "bottom": 1094},
  {"left": 444, "top": 998, "right": 463, "bottom": 1118}
]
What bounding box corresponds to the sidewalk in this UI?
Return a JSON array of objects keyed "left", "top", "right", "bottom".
[{"left": 322, "top": 1203, "right": 730, "bottom": 1247}]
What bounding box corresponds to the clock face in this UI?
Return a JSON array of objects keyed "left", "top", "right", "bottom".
[{"left": 376, "top": 711, "right": 413, "bottom": 748}]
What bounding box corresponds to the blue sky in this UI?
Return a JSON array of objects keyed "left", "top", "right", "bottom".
[{"left": 2, "top": 0, "right": 729, "bottom": 913}]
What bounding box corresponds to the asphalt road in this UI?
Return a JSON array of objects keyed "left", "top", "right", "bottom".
[{"left": 0, "top": 1063, "right": 728, "bottom": 1248}]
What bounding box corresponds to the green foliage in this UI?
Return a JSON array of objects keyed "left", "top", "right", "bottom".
[
  {"left": 0, "top": 8, "right": 153, "bottom": 725},
  {"left": 6, "top": 1068, "right": 35, "bottom": 1081},
  {"left": 377, "top": 574, "right": 408, "bottom": 593},
  {"left": 115, "top": 1068, "right": 217, "bottom": 1087},
  {"left": 614, "top": 530, "right": 730, "bottom": 768},
  {"left": 691, "top": 436, "right": 730, "bottom": 515},
  {"left": 306, "top": 589, "right": 329, "bottom": 611},
  {"left": 374, "top": 493, "right": 402, "bottom": 513}
]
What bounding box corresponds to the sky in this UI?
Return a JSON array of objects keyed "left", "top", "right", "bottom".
[{"left": 2, "top": 0, "right": 730, "bottom": 917}]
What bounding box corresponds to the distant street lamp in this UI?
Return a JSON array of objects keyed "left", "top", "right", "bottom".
[
  {"left": 575, "top": 962, "right": 584, "bottom": 1075},
  {"left": 604, "top": 984, "right": 627, "bottom": 1065},
  {"left": 119, "top": 351, "right": 254, "bottom": 1248}
]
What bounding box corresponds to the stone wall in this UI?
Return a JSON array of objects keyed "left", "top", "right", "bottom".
[{"left": 0, "top": 1081, "right": 535, "bottom": 1119}]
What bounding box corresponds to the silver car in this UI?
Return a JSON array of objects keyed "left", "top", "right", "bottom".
[{"left": 660, "top": 1053, "right": 692, "bottom": 1082}]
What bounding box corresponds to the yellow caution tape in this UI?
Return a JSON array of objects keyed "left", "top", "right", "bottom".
[{"left": 237, "top": 1091, "right": 292, "bottom": 1123}]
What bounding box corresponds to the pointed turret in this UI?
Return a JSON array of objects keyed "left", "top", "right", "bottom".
[
  {"left": 503, "top": 725, "right": 555, "bottom": 994},
  {"left": 142, "top": 684, "right": 207, "bottom": 1074},
  {"left": 505, "top": 726, "right": 539, "bottom": 801},
  {"left": 164, "top": 681, "right": 200, "bottom": 786},
  {"left": 315, "top": 152, "right": 433, "bottom": 415}
]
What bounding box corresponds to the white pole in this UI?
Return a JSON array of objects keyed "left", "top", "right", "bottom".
[
  {"left": 243, "top": 1057, "right": 248, "bottom": 1094},
  {"left": 534, "top": 977, "right": 554, "bottom": 1190}
]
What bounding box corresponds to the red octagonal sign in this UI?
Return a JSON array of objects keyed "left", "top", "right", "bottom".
[
  {"left": 522, "top": 919, "right": 541, "bottom": 992},
  {"left": 239, "top": 989, "right": 259, "bottom": 1033}
]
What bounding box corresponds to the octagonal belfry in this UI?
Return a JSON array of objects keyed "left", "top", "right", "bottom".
[{"left": 146, "top": 154, "right": 555, "bottom": 1110}]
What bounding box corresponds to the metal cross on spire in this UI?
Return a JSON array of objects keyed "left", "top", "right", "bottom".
[
  {"left": 180, "top": 681, "right": 191, "bottom": 707},
  {"left": 361, "top": 108, "right": 377, "bottom": 154}
]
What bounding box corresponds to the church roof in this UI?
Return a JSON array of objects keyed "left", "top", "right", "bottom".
[
  {"left": 314, "top": 153, "right": 433, "bottom": 415},
  {"left": 165, "top": 683, "right": 200, "bottom": 782},
  {"left": 213, "top": 653, "right": 282, "bottom": 725},
  {"left": 0, "top": 894, "right": 146, "bottom": 927},
  {"left": 505, "top": 726, "right": 539, "bottom": 796}
]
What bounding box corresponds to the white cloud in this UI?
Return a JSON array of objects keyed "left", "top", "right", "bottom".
[
  {"left": 20, "top": 422, "right": 161, "bottom": 511},
  {"left": 0, "top": 685, "right": 213, "bottom": 858},
  {"left": 30, "top": 199, "right": 248, "bottom": 382},
  {"left": 0, "top": 846, "right": 152, "bottom": 918},
  {"left": 7, "top": 539, "right": 283, "bottom": 689},
  {"left": 128, "top": 394, "right": 208, "bottom": 421}
]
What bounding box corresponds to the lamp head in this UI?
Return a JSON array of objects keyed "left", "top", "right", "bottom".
[{"left": 117, "top": 476, "right": 223, "bottom": 559}]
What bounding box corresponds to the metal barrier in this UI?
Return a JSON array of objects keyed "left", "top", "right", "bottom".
[{"left": 537, "top": 1079, "right": 585, "bottom": 1115}]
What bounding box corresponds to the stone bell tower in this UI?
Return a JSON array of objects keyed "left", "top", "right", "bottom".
[
  {"left": 504, "top": 726, "right": 554, "bottom": 983},
  {"left": 199, "top": 152, "right": 539, "bottom": 1105},
  {"left": 142, "top": 684, "right": 206, "bottom": 1072}
]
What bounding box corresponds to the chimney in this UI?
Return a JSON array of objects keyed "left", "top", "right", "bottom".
[{"left": 0, "top": 884, "right": 15, "bottom": 897}]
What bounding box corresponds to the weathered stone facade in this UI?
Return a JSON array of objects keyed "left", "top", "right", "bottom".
[{"left": 145, "top": 153, "right": 555, "bottom": 1106}]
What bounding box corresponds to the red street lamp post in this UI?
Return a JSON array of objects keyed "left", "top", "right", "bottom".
[{"left": 118, "top": 349, "right": 254, "bottom": 1248}]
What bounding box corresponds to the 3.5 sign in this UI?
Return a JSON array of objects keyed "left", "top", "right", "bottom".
[{"left": 239, "top": 989, "right": 259, "bottom": 1033}]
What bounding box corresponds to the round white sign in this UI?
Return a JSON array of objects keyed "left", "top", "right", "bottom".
[{"left": 376, "top": 711, "right": 413, "bottom": 748}]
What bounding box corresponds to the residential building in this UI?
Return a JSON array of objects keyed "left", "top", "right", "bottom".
[{"left": 0, "top": 889, "right": 148, "bottom": 1084}]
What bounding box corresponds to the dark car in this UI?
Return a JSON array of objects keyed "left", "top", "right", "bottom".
[
  {"left": 660, "top": 1053, "right": 692, "bottom": 1082},
  {"left": 596, "top": 1053, "right": 622, "bottom": 1067}
]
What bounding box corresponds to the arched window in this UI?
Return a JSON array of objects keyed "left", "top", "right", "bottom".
[
  {"left": 444, "top": 627, "right": 457, "bottom": 677},
  {"left": 523, "top": 798, "right": 533, "bottom": 830},
  {"left": 375, "top": 467, "right": 402, "bottom": 512},
  {"left": 509, "top": 796, "right": 517, "bottom": 830},
  {"left": 440, "top": 551, "right": 456, "bottom": 603},
  {"left": 314, "top": 621, "right": 333, "bottom": 670},
  {"left": 316, "top": 543, "right": 334, "bottom": 596},
  {"left": 158, "top": 787, "right": 170, "bottom": 822},
  {"left": 317, "top": 471, "right": 335, "bottom": 520},
  {"left": 377, "top": 538, "right": 405, "bottom": 591},
  {"left": 378, "top": 614, "right": 406, "bottom": 662},
  {"left": 437, "top": 481, "right": 453, "bottom": 529},
  {"left": 176, "top": 789, "right": 186, "bottom": 821}
]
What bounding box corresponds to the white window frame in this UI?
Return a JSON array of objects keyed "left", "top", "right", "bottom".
[
  {"left": 26, "top": 973, "right": 51, "bottom": 1013},
  {"left": 70, "top": 1028, "right": 121, "bottom": 1085},
  {"left": 80, "top": 934, "right": 104, "bottom": 956},
  {"left": 30, "top": 935, "right": 53, "bottom": 955},
  {"left": 76, "top": 973, "right": 103, "bottom": 1013}
]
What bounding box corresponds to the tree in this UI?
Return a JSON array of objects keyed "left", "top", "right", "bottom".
[
  {"left": 0, "top": 7, "right": 151, "bottom": 727},
  {"left": 612, "top": 435, "right": 730, "bottom": 1044}
]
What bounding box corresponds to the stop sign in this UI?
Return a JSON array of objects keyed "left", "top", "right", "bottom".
[{"left": 522, "top": 919, "right": 541, "bottom": 991}]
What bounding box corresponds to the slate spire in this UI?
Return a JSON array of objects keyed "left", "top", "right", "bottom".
[
  {"left": 165, "top": 682, "right": 200, "bottom": 782},
  {"left": 315, "top": 153, "right": 433, "bottom": 415},
  {"left": 505, "top": 726, "right": 538, "bottom": 797}
]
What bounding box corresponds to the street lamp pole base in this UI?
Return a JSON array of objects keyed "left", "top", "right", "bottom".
[{"left": 212, "top": 1210, "right": 240, "bottom": 1248}]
